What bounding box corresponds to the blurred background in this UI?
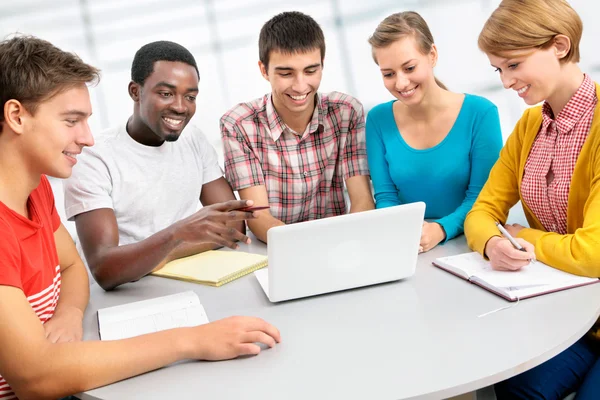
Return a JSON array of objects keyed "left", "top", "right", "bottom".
[
  {"left": 2, "top": 0, "right": 598, "bottom": 233},
  {"left": 2, "top": 0, "right": 599, "bottom": 152}
]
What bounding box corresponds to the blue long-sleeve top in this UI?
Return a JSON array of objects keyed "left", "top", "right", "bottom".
[{"left": 366, "top": 94, "right": 502, "bottom": 242}]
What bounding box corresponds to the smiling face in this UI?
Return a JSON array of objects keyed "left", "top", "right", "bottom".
[
  {"left": 134, "top": 60, "right": 199, "bottom": 142},
  {"left": 20, "top": 84, "right": 94, "bottom": 178},
  {"left": 259, "top": 48, "right": 323, "bottom": 124},
  {"left": 487, "top": 47, "right": 563, "bottom": 106},
  {"left": 373, "top": 35, "right": 437, "bottom": 105}
]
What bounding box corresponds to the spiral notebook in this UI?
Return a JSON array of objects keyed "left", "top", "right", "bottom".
[
  {"left": 433, "top": 252, "right": 599, "bottom": 301},
  {"left": 152, "top": 250, "right": 268, "bottom": 287}
]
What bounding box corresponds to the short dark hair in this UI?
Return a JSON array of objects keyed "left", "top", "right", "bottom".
[
  {"left": 259, "top": 11, "right": 326, "bottom": 69},
  {"left": 131, "top": 41, "right": 199, "bottom": 85},
  {"left": 0, "top": 35, "right": 100, "bottom": 131}
]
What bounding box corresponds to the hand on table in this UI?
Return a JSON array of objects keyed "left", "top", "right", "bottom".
[
  {"left": 419, "top": 222, "right": 446, "bottom": 253},
  {"left": 186, "top": 316, "right": 281, "bottom": 360}
]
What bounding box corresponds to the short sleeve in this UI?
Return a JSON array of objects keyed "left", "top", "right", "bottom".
[
  {"left": 0, "top": 219, "right": 23, "bottom": 290},
  {"left": 63, "top": 147, "right": 114, "bottom": 220},
  {"left": 220, "top": 112, "right": 265, "bottom": 190},
  {"left": 342, "top": 98, "right": 370, "bottom": 180},
  {"left": 188, "top": 126, "right": 223, "bottom": 184}
]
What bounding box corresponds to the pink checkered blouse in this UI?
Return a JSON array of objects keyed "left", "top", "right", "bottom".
[{"left": 521, "top": 74, "right": 597, "bottom": 234}]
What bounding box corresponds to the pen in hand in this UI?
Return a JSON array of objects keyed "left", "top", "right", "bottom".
[{"left": 495, "top": 222, "right": 536, "bottom": 263}]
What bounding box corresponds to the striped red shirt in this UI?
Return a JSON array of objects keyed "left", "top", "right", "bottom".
[
  {"left": 221, "top": 91, "right": 370, "bottom": 224},
  {"left": 0, "top": 175, "right": 61, "bottom": 399},
  {"left": 521, "top": 74, "right": 597, "bottom": 234}
]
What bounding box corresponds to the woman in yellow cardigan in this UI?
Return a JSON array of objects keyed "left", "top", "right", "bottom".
[{"left": 465, "top": 0, "right": 600, "bottom": 399}]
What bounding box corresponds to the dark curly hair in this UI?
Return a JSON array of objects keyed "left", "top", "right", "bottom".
[{"left": 131, "top": 41, "right": 199, "bottom": 85}]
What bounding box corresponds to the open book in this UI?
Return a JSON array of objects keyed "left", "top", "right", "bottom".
[
  {"left": 98, "top": 291, "right": 209, "bottom": 340},
  {"left": 433, "top": 252, "right": 599, "bottom": 301},
  {"left": 152, "top": 250, "right": 268, "bottom": 287}
]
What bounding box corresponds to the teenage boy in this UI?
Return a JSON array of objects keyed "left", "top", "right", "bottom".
[
  {"left": 65, "top": 41, "right": 253, "bottom": 290},
  {"left": 221, "top": 12, "right": 374, "bottom": 243}
]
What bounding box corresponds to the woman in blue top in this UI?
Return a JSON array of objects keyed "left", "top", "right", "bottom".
[{"left": 366, "top": 11, "right": 503, "bottom": 252}]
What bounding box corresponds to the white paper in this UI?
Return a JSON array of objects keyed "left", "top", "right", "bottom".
[{"left": 98, "top": 291, "right": 209, "bottom": 341}]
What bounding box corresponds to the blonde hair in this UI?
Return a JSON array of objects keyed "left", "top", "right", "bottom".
[
  {"left": 368, "top": 11, "right": 447, "bottom": 90},
  {"left": 478, "top": 0, "right": 582, "bottom": 63}
]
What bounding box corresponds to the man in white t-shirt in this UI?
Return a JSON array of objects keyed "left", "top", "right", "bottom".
[{"left": 64, "top": 41, "right": 257, "bottom": 290}]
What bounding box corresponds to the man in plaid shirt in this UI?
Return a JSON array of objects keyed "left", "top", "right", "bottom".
[{"left": 220, "top": 11, "right": 374, "bottom": 243}]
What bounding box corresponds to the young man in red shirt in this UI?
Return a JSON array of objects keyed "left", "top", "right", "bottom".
[{"left": 0, "top": 35, "right": 279, "bottom": 399}]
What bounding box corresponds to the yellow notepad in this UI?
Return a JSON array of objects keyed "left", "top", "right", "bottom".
[{"left": 151, "top": 250, "right": 268, "bottom": 287}]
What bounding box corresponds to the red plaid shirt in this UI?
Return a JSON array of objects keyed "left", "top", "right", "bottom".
[
  {"left": 221, "top": 91, "right": 369, "bottom": 224},
  {"left": 521, "top": 74, "right": 597, "bottom": 234}
]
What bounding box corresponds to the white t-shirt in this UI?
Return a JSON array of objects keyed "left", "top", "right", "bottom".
[{"left": 64, "top": 124, "right": 223, "bottom": 247}]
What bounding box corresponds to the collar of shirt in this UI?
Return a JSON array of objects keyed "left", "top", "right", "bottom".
[
  {"left": 265, "top": 93, "right": 324, "bottom": 141},
  {"left": 0, "top": 197, "right": 43, "bottom": 240},
  {"left": 541, "top": 73, "right": 597, "bottom": 135}
]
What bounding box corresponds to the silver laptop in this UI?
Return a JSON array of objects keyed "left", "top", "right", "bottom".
[{"left": 254, "top": 201, "right": 425, "bottom": 302}]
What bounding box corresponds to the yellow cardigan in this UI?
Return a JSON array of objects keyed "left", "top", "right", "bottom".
[{"left": 465, "top": 83, "right": 600, "bottom": 339}]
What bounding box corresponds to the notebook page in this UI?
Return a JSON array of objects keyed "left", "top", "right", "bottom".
[
  {"left": 156, "top": 251, "right": 268, "bottom": 283},
  {"left": 99, "top": 291, "right": 209, "bottom": 340},
  {"left": 437, "top": 252, "right": 597, "bottom": 288}
]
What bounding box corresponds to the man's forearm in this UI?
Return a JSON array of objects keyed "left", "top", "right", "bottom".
[
  {"left": 17, "top": 328, "right": 190, "bottom": 399},
  {"left": 89, "top": 226, "right": 192, "bottom": 290},
  {"left": 349, "top": 199, "right": 375, "bottom": 213},
  {"left": 346, "top": 175, "right": 375, "bottom": 214},
  {"left": 55, "top": 262, "right": 89, "bottom": 315},
  {"left": 247, "top": 214, "right": 285, "bottom": 243}
]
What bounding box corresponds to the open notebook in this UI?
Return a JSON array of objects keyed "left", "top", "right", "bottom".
[
  {"left": 433, "top": 252, "right": 599, "bottom": 301},
  {"left": 152, "top": 250, "right": 268, "bottom": 287},
  {"left": 98, "top": 291, "right": 209, "bottom": 340}
]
